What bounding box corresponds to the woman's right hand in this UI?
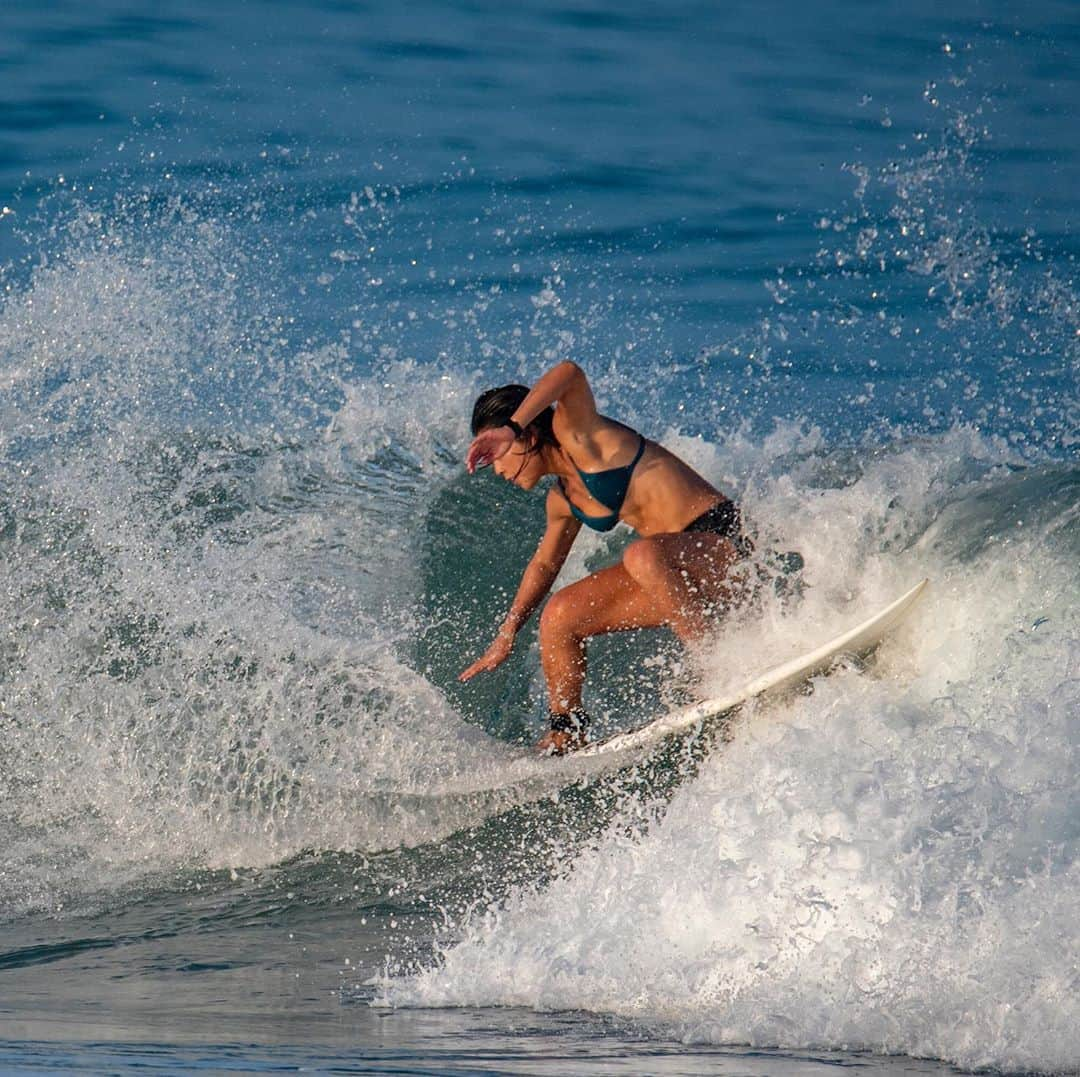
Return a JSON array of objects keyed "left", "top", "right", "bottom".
[
  {"left": 465, "top": 425, "right": 516, "bottom": 474},
  {"left": 459, "top": 631, "right": 515, "bottom": 681}
]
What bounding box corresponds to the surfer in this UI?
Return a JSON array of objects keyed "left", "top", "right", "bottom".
[{"left": 460, "top": 361, "right": 753, "bottom": 754}]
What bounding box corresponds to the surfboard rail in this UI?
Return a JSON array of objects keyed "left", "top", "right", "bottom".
[{"left": 577, "top": 578, "right": 929, "bottom": 758}]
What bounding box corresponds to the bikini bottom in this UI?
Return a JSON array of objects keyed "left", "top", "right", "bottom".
[{"left": 682, "top": 499, "right": 754, "bottom": 558}]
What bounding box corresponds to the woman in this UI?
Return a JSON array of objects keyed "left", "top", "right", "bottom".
[{"left": 460, "top": 361, "right": 752, "bottom": 754}]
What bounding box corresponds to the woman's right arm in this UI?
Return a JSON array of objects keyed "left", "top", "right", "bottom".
[
  {"left": 459, "top": 490, "right": 581, "bottom": 682},
  {"left": 465, "top": 361, "right": 600, "bottom": 473}
]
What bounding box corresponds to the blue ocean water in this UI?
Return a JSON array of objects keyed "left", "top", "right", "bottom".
[{"left": 0, "top": 1, "right": 1077, "bottom": 1073}]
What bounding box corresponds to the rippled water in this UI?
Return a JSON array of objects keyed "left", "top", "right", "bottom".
[{"left": 0, "top": 1, "right": 1076, "bottom": 1073}]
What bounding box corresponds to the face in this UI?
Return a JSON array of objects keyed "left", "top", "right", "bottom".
[{"left": 491, "top": 436, "right": 548, "bottom": 490}]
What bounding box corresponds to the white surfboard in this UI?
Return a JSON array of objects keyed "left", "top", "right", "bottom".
[{"left": 577, "top": 578, "right": 929, "bottom": 758}]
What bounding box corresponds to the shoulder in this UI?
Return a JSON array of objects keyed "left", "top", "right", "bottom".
[
  {"left": 544, "top": 483, "right": 573, "bottom": 520},
  {"left": 549, "top": 363, "right": 601, "bottom": 441}
]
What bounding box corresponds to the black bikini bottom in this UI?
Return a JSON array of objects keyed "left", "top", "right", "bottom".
[{"left": 682, "top": 499, "right": 754, "bottom": 558}]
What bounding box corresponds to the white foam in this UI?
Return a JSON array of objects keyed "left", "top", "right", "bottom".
[
  {"left": 0, "top": 213, "right": 524, "bottom": 917},
  {"left": 3, "top": 200, "right": 1078, "bottom": 1073},
  {"left": 387, "top": 430, "right": 1080, "bottom": 1075}
]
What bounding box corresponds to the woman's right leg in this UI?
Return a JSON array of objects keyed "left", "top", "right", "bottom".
[{"left": 538, "top": 562, "right": 667, "bottom": 713}]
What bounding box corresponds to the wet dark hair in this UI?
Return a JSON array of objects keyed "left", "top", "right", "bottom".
[{"left": 471, "top": 384, "right": 558, "bottom": 453}]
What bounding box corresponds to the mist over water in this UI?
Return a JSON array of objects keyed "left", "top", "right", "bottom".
[{"left": 0, "top": 1, "right": 1077, "bottom": 1073}]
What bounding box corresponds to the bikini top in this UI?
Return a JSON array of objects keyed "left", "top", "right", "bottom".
[{"left": 558, "top": 434, "right": 647, "bottom": 532}]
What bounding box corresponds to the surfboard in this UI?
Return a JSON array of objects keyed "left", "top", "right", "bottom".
[{"left": 576, "top": 578, "right": 929, "bottom": 759}]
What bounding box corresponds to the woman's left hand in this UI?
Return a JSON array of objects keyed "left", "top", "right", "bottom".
[{"left": 466, "top": 425, "right": 516, "bottom": 474}]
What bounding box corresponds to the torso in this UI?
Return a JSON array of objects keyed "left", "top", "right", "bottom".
[{"left": 553, "top": 415, "right": 724, "bottom": 536}]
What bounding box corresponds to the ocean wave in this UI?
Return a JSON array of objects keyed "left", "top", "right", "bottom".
[{"left": 384, "top": 430, "right": 1079, "bottom": 1077}]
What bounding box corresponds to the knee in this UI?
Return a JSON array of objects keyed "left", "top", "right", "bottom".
[
  {"left": 539, "top": 589, "right": 581, "bottom": 643},
  {"left": 622, "top": 538, "right": 668, "bottom": 585}
]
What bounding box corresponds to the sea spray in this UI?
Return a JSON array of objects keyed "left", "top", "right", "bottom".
[{"left": 386, "top": 428, "right": 1079, "bottom": 1074}]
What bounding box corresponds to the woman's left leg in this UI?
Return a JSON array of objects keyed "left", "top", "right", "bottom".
[{"left": 620, "top": 532, "right": 745, "bottom": 639}]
